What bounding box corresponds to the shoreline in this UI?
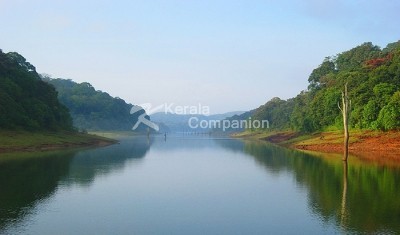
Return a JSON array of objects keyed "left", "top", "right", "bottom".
[
  {"left": 233, "top": 130, "right": 400, "bottom": 161},
  {"left": 0, "top": 131, "right": 118, "bottom": 154}
]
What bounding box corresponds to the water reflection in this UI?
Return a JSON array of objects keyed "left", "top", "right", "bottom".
[
  {"left": 63, "top": 137, "right": 151, "bottom": 186},
  {"left": 0, "top": 151, "right": 75, "bottom": 231},
  {"left": 150, "top": 135, "right": 225, "bottom": 151},
  {"left": 1, "top": 137, "right": 400, "bottom": 234},
  {"left": 0, "top": 137, "right": 151, "bottom": 233},
  {"left": 219, "top": 139, "right": 400, "bottom": 234}
]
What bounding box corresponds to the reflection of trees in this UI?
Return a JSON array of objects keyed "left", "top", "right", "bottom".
[
  {"left": 0, "top": 151, "right": 75, "bottom": 231},
  {"left": 223, "top": 140, "right": 400, "bottom": 234},
  {"left": 0, "top": 137, "right": 151, "bottom": 233},
  {"left": 212, "top": 138, "right": 245, "bottom": 153},
  {"left": 153, "top": 136, "right": 223, "bottom": 151},
  {"left": 63, "top": 137, "right": 150, "bottom": 186}
]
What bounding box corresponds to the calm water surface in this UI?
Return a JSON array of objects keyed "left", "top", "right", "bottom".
[{"left": 1, "top": 136, "right": 399, "bottom": 234}]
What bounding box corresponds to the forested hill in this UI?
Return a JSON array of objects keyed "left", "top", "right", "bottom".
[
  {"left": 43, "top": 77, "right": 145, "bottom": 131},
  {"left": 251, "top": 40, "right": 400, "bottom": 132},
  {"left": 0, "top": 50, "right": 72, "bottom": 131}
]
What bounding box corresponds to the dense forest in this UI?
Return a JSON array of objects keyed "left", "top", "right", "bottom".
[
  {"left": 0, "top": 50, "right": 72, "bottom": 131},
  {"left": 42, "top": 77, "right": 145, "bottom": 131},
  {"left": 251, "top": 41, "right": 400, "bottom": 132},
  {"left": 2, "top": 40, "right": 399, "bottom": 133}
]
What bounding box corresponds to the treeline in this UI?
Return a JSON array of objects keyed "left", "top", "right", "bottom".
[
  {"left": 252, "top": 41, "right": 400, "bottom": 132},
  {"left": 42, "top": 77, "right": 145, "bottom": 131},
  {"left": 0, "top": 50, "right": 72, "bottom": 131}
]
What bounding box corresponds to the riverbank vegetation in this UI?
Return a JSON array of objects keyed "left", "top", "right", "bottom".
[
  {"left": 0, "top": 50, "right": 117, "bottom": 153},
  {"left": 248, "top": 41, "right": 400, "bottom": 132},
  {"left": 0, "top": 50, "right": 72, "bottom": 131},
  {"left": 233, "top": 41, "right": 400, "bottom": 156},
  {"left": 42, "top": 77, "right": 146, "bottom": 132}
]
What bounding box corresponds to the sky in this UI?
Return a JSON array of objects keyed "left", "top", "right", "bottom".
[{"left": 0, "top": 0, "right": 399, "bottom": 114}]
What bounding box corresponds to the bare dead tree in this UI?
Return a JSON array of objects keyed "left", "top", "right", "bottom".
[{"left": 338, "top": 83, "right": 351, "bottom": 161}]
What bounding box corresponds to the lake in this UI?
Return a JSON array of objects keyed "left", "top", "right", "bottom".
[{"left": 1, "top": 136, "right": 399, "bottom": 234}]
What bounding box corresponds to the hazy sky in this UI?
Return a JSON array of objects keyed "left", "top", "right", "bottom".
[{"left": 0, "top": 0, "right": 399, "bottom": 113}]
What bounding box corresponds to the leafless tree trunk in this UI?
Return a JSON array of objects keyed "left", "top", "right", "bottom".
[{"left": 338, "top": 83, "right": 351, "bottom": 161}]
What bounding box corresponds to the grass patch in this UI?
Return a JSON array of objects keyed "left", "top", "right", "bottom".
[
  {"left": 234, "top": 129, "right": 393, "bottom": 147},
  {"left": 88, "top": 131, "right": 141, "bottom": 139},
  {"left": 232, "top": 130, "right": 285, "bottom": 139},
  {"left": 0, "top": 130, "right": 116, "bottom": 153}
]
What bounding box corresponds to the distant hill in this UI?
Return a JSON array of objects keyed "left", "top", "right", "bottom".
[
  {"left": 43, "top": 77, "right": 147, "bottom": 132},
  {"left": 0, "top": 50, "right": 72, "bottom": 131},
  {"left": 150, "top": 111, "right": 245, "bottom": 133}
]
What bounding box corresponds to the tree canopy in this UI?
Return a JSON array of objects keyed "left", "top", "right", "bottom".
[
  {"left": 0, "top": 50, "right": 72, "bottom": 131},
  {"left": 248, "top": 40, "right": 400, "bottom": 132},
  {"left": 42, "top": 77, "right": 145, "bottom": 131}
]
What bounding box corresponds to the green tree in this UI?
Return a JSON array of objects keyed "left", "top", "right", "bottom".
[
  {"left": 335, "top": 42, "right": 381, "bottom": 71},
  {"left": 244, "top": 40, "right": 400, "bottom": 132},
  {"left": 308, "top": 57, "right": 336, "bottom": 90},
  {"left": 43, "top": 77, "right": 146, "bottom": 131},
  {"left": 0, "top": 50, "right": 72, "bottom": 131},
  {"left": 376, "top": 91, "right": 400, "bottom": 130}
]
